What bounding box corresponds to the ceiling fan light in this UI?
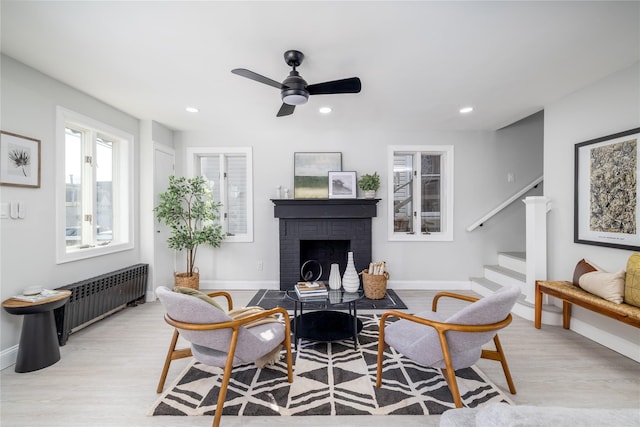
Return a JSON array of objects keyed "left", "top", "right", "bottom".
[{"left": 282, "top": 93, "right": 309, "bottom": 105}]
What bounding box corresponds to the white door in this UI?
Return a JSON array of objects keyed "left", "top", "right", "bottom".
[{"left": 154, "top": 145, "right": 176, "bottom": 290}]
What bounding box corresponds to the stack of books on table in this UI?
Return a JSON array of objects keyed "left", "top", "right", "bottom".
[{"left": 295, "top": 281, "right": 328, "bottom": 299}]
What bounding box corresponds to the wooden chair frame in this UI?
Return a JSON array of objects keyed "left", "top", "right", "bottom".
[
  {"left": 376, "top": 291, "right": 516, "bottom": 408},
  {"left": 156, "top": 291, "right": 294, "bottom": 427}
]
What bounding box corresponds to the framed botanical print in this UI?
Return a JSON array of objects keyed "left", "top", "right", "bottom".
[{"left": 0, "top": 131, "right": 41, "bottom": 188}]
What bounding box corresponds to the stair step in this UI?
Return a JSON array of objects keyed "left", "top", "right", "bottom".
[
  {"left": 498, "top": 252, "right": 526, "bottom": 275},
  {"left": 484, "top": 264, "right": 526, "bottom": 287},
  {"left": 469, "top": 276, "right": 502, "bottom": 295}
]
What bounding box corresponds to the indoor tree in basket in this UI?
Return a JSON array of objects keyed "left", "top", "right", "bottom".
[
  {"left": 358, "top": 172, "right": 380, "bottom": 199},
  {"left": 154, "top": 175, "right": 226, "bottom": 289}
]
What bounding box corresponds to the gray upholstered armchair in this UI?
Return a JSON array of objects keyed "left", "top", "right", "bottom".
[
  {"left": 155, "top": 286, "right": 293, "bottom": 427},
  {"left": 376, "top": 285, "right": 520, "bottom": 408}
]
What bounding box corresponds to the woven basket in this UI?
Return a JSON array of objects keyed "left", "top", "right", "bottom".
[
  {"left": 361, "top": 269, "right": 389, "bottom": 300},
  {"left": 175, "top": 271, "right": 200, "bottom": 290}
]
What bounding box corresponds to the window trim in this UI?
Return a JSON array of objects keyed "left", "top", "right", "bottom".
[
  {"left": 387, "top": 145, "right": 454, "bottom": 242},
  {"left": 55, "top": 106, "right": 134, "bottom": 263},
  {"left": 186, "top": 146, "right": 253, "bottom": 243}
]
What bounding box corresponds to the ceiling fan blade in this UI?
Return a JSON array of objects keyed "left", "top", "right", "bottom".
[
  {"left": 277, "top": 103, "right": 295, "bottom": 117},
  {"left": 231, "top": 68, "right": 283, "bottom": 89},
  {"left": 307, "top": 77, "right": 361, "bottom": 95}
]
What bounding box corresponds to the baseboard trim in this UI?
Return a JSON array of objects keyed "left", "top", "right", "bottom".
[
  {"left": 1, "top": 345, "right": 17, "bottom": 371},
  {"left": 200, "top": 280, "right": 281, "bottom": 290},
  {"left": 199, "top": 279, "right": 472, "bottom": 291},
  {"left": 387, "top": 280, "right": 471, "bottom": 290},
  {"left": 570, "top": 316, "right": 640, "bottom": 363}
]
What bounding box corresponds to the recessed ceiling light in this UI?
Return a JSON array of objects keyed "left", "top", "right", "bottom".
[
  {"left": 319, "top": 106, "right": 332, "bottom": 114},
  {"left": 459, "top": 106, "right": 474, "bottom": 114},
  {"left": 185, "top": 107, "right": 199, "bottom": 113}
]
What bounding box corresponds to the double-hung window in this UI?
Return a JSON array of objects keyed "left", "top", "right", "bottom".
[
  {"left": 186, "top": 147, "right": 253, "bottom": 242},
  {"left": 56, "top": 107, "right": 134, "bottom": 263},
  {"left": 388, "top": 145, "right": 454, "bottom": 241}
]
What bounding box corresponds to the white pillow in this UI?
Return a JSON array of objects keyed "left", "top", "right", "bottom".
[{"left": 578, "top": 270, "right": 625, "bottom": 304}]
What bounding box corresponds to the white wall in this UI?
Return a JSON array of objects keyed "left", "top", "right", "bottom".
[
  {"left": 0, "top": 56, "right": 141, "bottom": 366},
  {"left": 174, "top": 111, "right": 543, "bottom": 289},
  {"left": 545, "top": 61, "right": 640, "bottom": 361}
]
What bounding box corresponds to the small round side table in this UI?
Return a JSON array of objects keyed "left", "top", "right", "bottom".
[{"left": 2, "top": 290, "right": 71, "bottom": 373}]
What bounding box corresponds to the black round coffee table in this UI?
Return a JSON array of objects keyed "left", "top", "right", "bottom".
[{"left": 286, "top": 288, "right": 364, "bottom": 350}]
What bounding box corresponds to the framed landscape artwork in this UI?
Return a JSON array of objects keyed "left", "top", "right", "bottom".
[
  {"left": 294, "top": 152, "right": 342, "bottom": 198},
  {"left": 0, "top": 131, "right": 41, "bottom": 188},
  {"left": 328, "top": 171, "right": 357, "bottom": 198},
  {"left": 574, "top": 127, "right": 640, "bottom": 250}
]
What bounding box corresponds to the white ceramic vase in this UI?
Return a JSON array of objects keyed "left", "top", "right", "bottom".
[
  {"left": 342, "top": 251, "right": 360, "bottom": 292},
  {"left": 328, "top": 263, "right": 342, "bottom": 290}
]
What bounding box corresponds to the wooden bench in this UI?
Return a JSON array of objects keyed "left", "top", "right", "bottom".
[{"left": 535, "top": 280, "right": 640, "bottom": 329}]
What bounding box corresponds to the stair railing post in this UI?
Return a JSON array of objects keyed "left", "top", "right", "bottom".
[{"left": 523, "top": 196, "right": 551, "bottom": 303}]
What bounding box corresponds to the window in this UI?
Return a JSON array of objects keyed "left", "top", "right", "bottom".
[
  {"left": 388, "top": 145, "right": 454, "bottom": 241},
  {"left": 56, "top": 107, "right": 134, "bottom": 263},
  {"left": 186, "top": 147, "right": 253, "bottom": 242}
]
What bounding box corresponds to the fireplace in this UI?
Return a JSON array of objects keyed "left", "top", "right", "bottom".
[{"left": 272, "top": 199, "right": 379, "bottom": 290}]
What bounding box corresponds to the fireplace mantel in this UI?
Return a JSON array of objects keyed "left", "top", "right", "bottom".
[
  {"left": 272, "top": 198, "right": 379, "bottom": 219},
  {"left": 272, "top": 198, "right": 379, "bottom": 290}
]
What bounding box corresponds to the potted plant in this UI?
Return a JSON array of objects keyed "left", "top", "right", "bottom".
[
  {"left": 154, "top": 175, "right": 226, "bottom": 289},
  {"left": 358, "top": 172, "right": 380, "bottom": 199}
]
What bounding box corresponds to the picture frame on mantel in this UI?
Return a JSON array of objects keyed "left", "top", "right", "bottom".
[
  {"left": 328, "top": 171, "right": 357, "bottom": 198},
  {"left": 0, "top": 131, "right": 41, "bottom": 188},
  {"left": 574, "top": 127, "right": 640, "bottom": 250},
  {"left": 294, "top": 152, "right": 342, "bottom": 198}
]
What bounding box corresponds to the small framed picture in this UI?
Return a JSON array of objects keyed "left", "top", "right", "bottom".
[
  {"left": 0, "top": 131, "right": 41, "bottom": 188},
  {"left": 328, "top": 171, "right": 357, "bottom": 199}
]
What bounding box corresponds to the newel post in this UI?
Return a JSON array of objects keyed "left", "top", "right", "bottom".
[{"left": 523, "top": 196, "right": 551, "bottom": 303}]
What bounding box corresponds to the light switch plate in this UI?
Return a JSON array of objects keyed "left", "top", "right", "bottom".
[{"left": 0, "top": 202, "right": 8, "bottom": 219}]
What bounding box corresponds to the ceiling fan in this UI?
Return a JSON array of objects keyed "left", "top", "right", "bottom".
[{"left": 231, "top": 50, "right": 361, "bottom": 117}]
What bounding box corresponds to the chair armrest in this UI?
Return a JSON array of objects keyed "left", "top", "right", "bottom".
[
  {"left": 231, "top": 306, "right": 291, "bottom": 329},
  {"left": 165, "top": 306, "right": 291, "bottom": 332},
  {"left": 205, "top": 291, "right": 233, "bottom": 310},
  {"left": 432, "top": 291, "right": 478, "bottom": 312},
  {"left": 380, "top": 309, "right": 512, "bottom": 334}
]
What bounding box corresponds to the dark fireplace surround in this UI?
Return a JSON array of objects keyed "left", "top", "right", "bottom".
[{"left": 273, "top": 199, "right": 379, "bottom": 290}]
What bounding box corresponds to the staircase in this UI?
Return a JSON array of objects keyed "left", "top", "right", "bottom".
[{"left": 470, "top": 252, "right": 562, "bottom": 324}]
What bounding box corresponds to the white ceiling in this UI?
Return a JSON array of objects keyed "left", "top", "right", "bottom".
[{"left": 1, "top": 1, "right": 638, "bottom": 133}]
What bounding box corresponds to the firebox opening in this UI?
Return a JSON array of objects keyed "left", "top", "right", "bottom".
[{"left": 300, "top": 240, "right": 350, "bottom": 282}]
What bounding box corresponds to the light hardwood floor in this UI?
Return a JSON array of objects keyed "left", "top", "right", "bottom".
[{"left": 1, "top": 289, "right": 639, "bottom": 427}]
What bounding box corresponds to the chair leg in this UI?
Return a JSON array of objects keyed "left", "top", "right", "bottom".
[
  {"left": 441, "top": 367, "right": 463, "bottom": 408},
  {"left": 283, "top": 323, "right": 294, "bottom": 383},
  {"left": 481, "top": 334, "right": 516, "bottom": 395},
  {"left": 437, "top": 333, "right": 463, "bottom": 408},
  {"left": 492, "top": 335, "right": 516, "bottom": 394},
  {"left": 157, "top": 329, "right": 192, "bottom": 393},
  {"left": 376, "top": 315, "right": 388, "bottom": 388},
  {"left": 212, "top": 328, "right": 240, "bottom": 427}
]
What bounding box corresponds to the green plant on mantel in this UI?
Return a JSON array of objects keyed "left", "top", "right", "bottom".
[
  {"left": 154, "top": 175, "right": 226, "bottom": 276},
  {"left": 358, "top": 172, "right": 380, "bottom": 191}
]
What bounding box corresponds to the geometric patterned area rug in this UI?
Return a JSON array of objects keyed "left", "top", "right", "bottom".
[{"left": 149, "top": 315, "right": 512, "bottom": 417}]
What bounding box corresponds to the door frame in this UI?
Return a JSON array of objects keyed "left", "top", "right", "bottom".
[{"left": 152, "top": 143, "right": 175, "bottom": 297}]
